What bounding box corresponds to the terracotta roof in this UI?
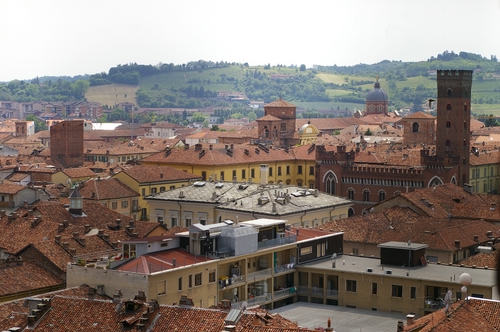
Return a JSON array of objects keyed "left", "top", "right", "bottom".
[
  {"left": 402, "top": 111, "right": 435, "bottom": 119},
  {"left": 0, "top": 260, "right": 63, "bottom": 296},
  {"left": 470, "top": 149, "right": 500, "bottom": 165},
  {"left": 296, "top": 118, "right": 367, "bottom": 131},
  {"left": 257, "top": 114, "right": 282, "bottom": 121},
  {"left": 79, "top": 178, "right": 138, "bottom": 200},
  {"left": 320, "top": 206, "right": 500, "bottom": 252},
  {"left": 0, "top": 180, "right": 28, "bottom": 194},
  {"left": 265, "top": 99, "right": 296, "bottom": 108},
  {"left": 118, "top": 165, "right": 201, "bottom": 183},
  {"left": 62, "top": 167, "right": 96, "bottom": 178},
  {"left": 405, "top": 298, "right": 500, "bottom": 331},
  {"left": 142, "top": 144, "right": 300, "bottom": 166}
]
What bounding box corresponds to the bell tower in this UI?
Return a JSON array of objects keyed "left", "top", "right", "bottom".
[{"left": 435, "top": 70, "right": 473, "bottom": 186}]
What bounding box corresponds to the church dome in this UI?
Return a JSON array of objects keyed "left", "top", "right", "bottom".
[
  {"left": 366, "top": 79, "right": 388, "bottom": 102},
  {"left": 298, "top": 122, "right": 319, "bottom": 135}
]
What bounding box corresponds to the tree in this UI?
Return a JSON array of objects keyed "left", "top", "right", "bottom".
[
  {"left": 247, "top": 111, "right": 257, "bottom": 122},
  {"left": 299, "top": 64, "right": 306, "bottom": 71},
  {"left": 25, "top": 114, "right": 47, "bottom": 133},
  {"left": 364, "top": 128, "right": 373, "bottom": 136}
]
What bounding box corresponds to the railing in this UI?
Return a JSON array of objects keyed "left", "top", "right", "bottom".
[
  {"left": 310, "top": 287, "right": 324, "bottom": 297},
  {"left": 232, "top": 294, "right": 271, "bottom": 309},
  {"left": 273, "top": 287, "right": 296, "bottom": 300},
  {"left": 296, "top": 286, "right": 338, "bottom": 298},
  {"left": 326, "top": 289, "right": 338, "bottom": 297},
  {"left": 257, "top": 235, "right": 297, "bottom": 250},
  {"left": 247, "top": 268, "right": 272, "bottom": 280},
  {"left": 274, "top": 263, "right": 296, "bottom": 274},
  {"left": 424, "top": 299, "right": 445, "bottom": 310},
  {"left": 219, "top": 275, "right": 245, "bottom": 289},
  {"left": 131, "top": 205, "right": 141, "bottom": 212}
]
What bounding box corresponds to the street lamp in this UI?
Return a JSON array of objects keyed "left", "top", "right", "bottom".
[{"left": 460, "top": 272, "right": 472, "bottom": 301}]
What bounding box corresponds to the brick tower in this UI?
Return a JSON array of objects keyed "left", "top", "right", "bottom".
[{"left": 435, "top": 70, "right": 473, "bottom": 186}]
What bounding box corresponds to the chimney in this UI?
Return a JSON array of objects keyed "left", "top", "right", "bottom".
[
  {"left": 88, "top": 287, "right": 97, "bottom": 299},
  {"left": 209, "top": 144, "right": 213, "bottom": 150},
  {"left": 26, "top": 298, "right": 51, "bottom": 328},
  {"left": 62, "top": 242, "right": 69, "bottom": 249},
  {"left": 406, "top": 314, "right": 415, "bottom": 326},
  {"left": 96, "top": 284, "right": 105, "bottom": 295},
  {"left": 116, "top": 219, "right": 122, "bottom": 227},
  {"left": 113, "top": 289, "right": 123, "bottom": 304},
  {"left": 260, "top": 164, "right": 269, "bottom": 185},
  {"left": 79, "top": 237, "right": 86, "bottom": 246},
  {"left": 172, "top": 258, "right": 176, "bottom": 267},
  {"left": 397, "top": 320, "right": 404, "bottom": 332},
  {"left": 63, "top": 220, "right": 69, "bottom": 228},
  {"left": 84, "top": 224, "right": 91, "bottom": 233},
  {"left": 325, "top": 317, "right": 334, "bottom": 332},
  {"left": 474, "top": 235, "right": 479, "bottom": 242},
  {"left": 23, "top": 200, "right": 28, "bottom": 209},
  {"left": 455, "top": 240, "right": 460, "bottom": 248},
  {"left": 102, "top": 234, "right": 110, "bottom": 242},
  {"left": 129, "top": 220, "right": 135, "bottom": 228},
  {"left": 135, "top": 290, "right": 147, "bottom": 302},
  {"left": 73, "top": 232, "right": 79, "bottom": 239},
  {"left": 58, "top": 223, "right": 64, "bottom": 232},
  {"left": 98, "top": 229, "right": 104, "bottom": 236},
  {"left": 55, "top": 235, "right": 61, "bottom": 243},
  {"left": 184, "top": 144, "right": 190, "bottom": 150}
]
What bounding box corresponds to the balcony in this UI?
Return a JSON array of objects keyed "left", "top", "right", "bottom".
[
  {"left": 247, "top": 268, "right": 272, "bottom": 281},
  {"left": 131, "top": 205, "right": 141, "bottom": 212},
  {"left": 219, "top": 275, "right": 245, "bottom": 289},
  {"left": 257, "top": 235, "right": 297, "bottom": 250},
  {"left": 273, "top": 286, "right": 296, "bottom": 301},
  {"left": 297, "top": 286, "right": 338, "bottom": 298}
]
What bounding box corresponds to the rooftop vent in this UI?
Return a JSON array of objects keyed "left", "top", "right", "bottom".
[
  {"left": 215, "top": 182, "right": 224, "bottom": 188},
  {"left": 258, "top": 196, "right": 270, "bottom": 205},
  {"left": 193, "top": 181, "right": 206, "bottom": 187}
]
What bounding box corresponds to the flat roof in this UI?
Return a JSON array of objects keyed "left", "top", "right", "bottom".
[
  {"left": 239, "top": 218, "right": 287, "bottom": 228},
  {"left": 377, "top": 241, "right": 428, "bottom": 250},
  {"left": 271, "top": 302, "right": 405, "bottom": 332},
  {"left": 298, "top": 255, "right": 497, "bottom": 287}
]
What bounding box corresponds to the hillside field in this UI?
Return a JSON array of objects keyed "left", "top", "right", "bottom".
[{"left": 86, "top": 84, "right": 139, "bottom": 106}]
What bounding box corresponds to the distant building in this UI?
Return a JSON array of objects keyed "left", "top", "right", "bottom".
[{"left": 50, "top": 120, "right": 84, "bottom": 168}]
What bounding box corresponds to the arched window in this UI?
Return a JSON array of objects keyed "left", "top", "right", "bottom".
[
  {"left": 363, "top": 189, "right": 370, "bottom": 202},
  {"left": 446, "top": 104, "right": 452, "bottom": 110},
  {"left": 446, "top": 121, "right": 451, "bottom": 128},
  {"left": 446, "top": 139, "right": 450, "bottom": 146},
  {"left": 412, "top": 122, "right": 419, "bottom": 133},
  {"left": 272, "top": 126, "right": 278, "bottom": 138},
  {"left": 378, "top": 190, "right": 386, "bottom": 202},
  {"left": 263, "top": 127, "right": 269, "bottom": 138},
  {"left": 347, "top": 188, "right": 354, "bottom": 200},
  {"left": 394, "top": 190, "right": 401, "bottom": 196},
  {"left": 325, "top": 173, "right": 336, "bottom": 195},
  {"left": 447, "top": 89, "right": 452, "bottom": 96}
]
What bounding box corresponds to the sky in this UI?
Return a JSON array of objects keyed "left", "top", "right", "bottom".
[{"left": 1, "top": 0, "right": 500, "bottom": 82}]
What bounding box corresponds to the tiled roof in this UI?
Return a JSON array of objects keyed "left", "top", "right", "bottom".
[
  {"left": 470, "top": 150, "right": 500, "bottom": 165},
  {"left": 0, "top": 261, "right": 63, "bottom": 296},
  {"left": 62, "top": 167, "right": 96, "bottom": 178},
  {"left": 405, "top": 298, "right": 500, "bottom": 331},
  {"left": 142, "top": 144, "right": 301, "bottom": 166},
  {"left": 296, "top": 118, "right": 367, "bottom": 131},
  {"left": 320, "top": 206, "right": 500, "bottom": 252},
  {"left": 265, "top": 99, "right": 296, "bottom": 108},
  {"left": 119, "top": 165, "right": 202, "bottom": 183},
  {"left": 257, "top": 114, "right": 282, "bottom": 121},
  {"left": 0, "top": 180, "right": 27, "bottom": 194},
  {"left": 459, "top": 251, "right": 498, "bottom": 268},
  {"left": 402, "top": 111, "right": 435, "bottom": 119},
  {"left": 6, "top": 172, "right": 29, "bottom": 182},
  {"left": 79, "top": 178, "right": 138, "bottom": 200},
  {"left": 396, "top": 183, "right": 500, "bottom": 221}
]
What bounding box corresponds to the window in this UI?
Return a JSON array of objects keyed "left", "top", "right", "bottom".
[
  {"left": 347, "top": 189, "right": 354, "bottom": 200},
  {"left": 346, "top": 280, "right": 357, "bottom": 292},
  {"left": 300, "top": 246, "right": 312, "bottom": 255},
  {"left": 142, "top": 188, "right": 146, "bottom": 196},
  {"left": 188, "top": 275, "right": 193, "bottom": 288},
  {"left": 242, "top": 169, "right": 246, "bottom": 179},
  {"left": 391, "top": 285, "right": 403, "bottom": 297},
  {"left": 446, "top": 103, "right": 452, "bottom": 110},
  {"left": 178, "top": 277, "right": 182, "bottom": 291},
  {"left": 280, "top": 122, "right": 286, "bottom": 132},
  {"left": 278, "top": 167, "right": 282, "bottom": 176},
  {"left": 160, "top": 186, "right": 166, "bottom": 192},
  {"left": 325, "top": 173, "right": 336, "bottom": 195},
  {"left": 251, "top": 168, "right": 255, "bottom": 179},
  {"left": 123, "top": 244, "right": 136, "bottom": 259},
  {"left": 309, "top": 166, "right": 314, "bottom": 176},
  {"left": 201, "top": 171, "right": 207, "bottom": 181},
  {"left": 185, "top": 217, "right": 192, "bottom": 227},
  {"left": 220, "top": 171, "right": 224, "bottom": 181},
  {"left": 298, "top": 166, "right": 303, "bottom": 175},
  {"left": 371, "top": 282, "right": 378, "bottom": 295},
  {"left": 378, "top": 190, "right": 386, "bottom": 202},
  {"left": 170, "top": 185, "right": 175, "bottom": 190},
  {"left": 209, "top": 270, "right": 216, "bottom": 283},
  {"left": 286, "top": 166, "right": 290, "bottom": 175},
  {"left": 122, "top": 200, "right": 128, "bottom": 208},
  {"left": 412, "top": 122, "right": 419, "bottom": 133},
  {"left": 269, "top": 167, "right": 273, "bottom": 177},
  {"left": 446, "top": 121, "right": 451, "bottom": 128},
  {"left": 352, "top": 248, "right": 359, "bottom": 255},
  {"left": 195, "top": 273, "right": 202, "bottom": 286},
  {"left": 151, "top": 187, "right": 157, "bottom": 194},
  {"left": 363, "top": 189, "right": 370, "bottom": 202},
  {"left": 158, "top": 280, "right": 166, "bottom": 295},
  {"left": 171, "top": 216, "right": 177, "bottom": 227},
  {"left": 410, "top": 286, "right": 416, "bottom": 299},
  {"left": 157, "top": 216, "right": 164, "bottom": 223},
  {"left": 232, "top": 170, "right": 236, "bottom": 179},
  {"left": 112, "top": 202, "right": 117, "bottom": 209}
]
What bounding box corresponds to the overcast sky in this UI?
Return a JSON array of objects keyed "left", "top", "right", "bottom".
[{"left": 1, "top": 0, "right": 500, "bottom": 82}]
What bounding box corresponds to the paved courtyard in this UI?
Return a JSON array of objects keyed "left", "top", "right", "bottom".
[{"left": 271, "top": 302, "right": 407, "bottom": 332}]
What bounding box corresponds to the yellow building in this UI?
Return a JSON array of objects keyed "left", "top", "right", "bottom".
[
  {"left": 67, "top": 218, "right": 344, "bottom": 310},
  {"left": 112, "top": 165, "right": 202, "bottom": 220},
  {"left": 296, "top": 243, "right": 498, "bottom": 316},
  {"left": 52, "top": 167, "right": 97, "bottom": 187},
  {"left": 141, "top": 143, "right": 318, "bottom": 189},
  {"left": 145, "top": 181, "right": 353, "bottom": 228},
  {"left": 470, "top": 149, "right": 500, "bottom": 194},
  {"left": 78, "top": 178, "right": 140, "bottom": 218}
]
